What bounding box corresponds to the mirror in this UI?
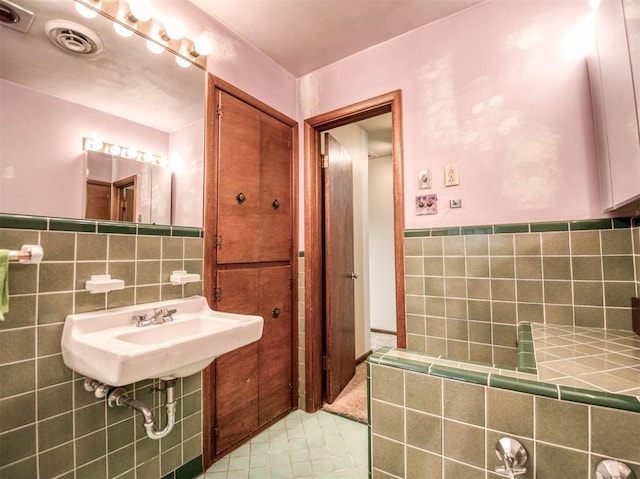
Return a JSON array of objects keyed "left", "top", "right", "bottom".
[{"left": 0, "top": 0, "right": 205, "bottom": 227}]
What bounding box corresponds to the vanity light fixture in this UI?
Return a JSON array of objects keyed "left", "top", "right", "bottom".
[
  {"left": 83, "top": 137, "right": 168, "bottom": 168},
  {"left": 73, "top": 0, "right": 209, "bottom": 69}
]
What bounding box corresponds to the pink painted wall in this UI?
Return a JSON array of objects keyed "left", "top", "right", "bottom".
[
  {"left": 298, "top": 0, "right": 603, "bottom": 232},
  {"left": 156, "top": 0, "right": 297, "bottom": 120}
]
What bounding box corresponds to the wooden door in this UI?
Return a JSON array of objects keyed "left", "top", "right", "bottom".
[
  {"left": 85, "top": 180, "right": 111, "bottom": 220},
  {"left": 258, "top": 265, "right": 293, "bottom": 425},
  {"left": 323, "top": 134, "right": 356, "bottom": 404},
  {"left": 212, "top": 269, "right": 260, "bottom": 456},
  {"left": 216, "top": 91, "right": 261, "bottom": 264}
]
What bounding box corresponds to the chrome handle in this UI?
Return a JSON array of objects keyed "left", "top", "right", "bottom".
[
  {"left": 494, "top": 437, "right": 528, "bottom": 478},
  {"left": 347, "top": 272, "right": 359, "bottom": 279},
  {"left": 596, "top": 460, "right": 636, "bottom": 479},
  {"left": 236, "top": 192, "right": 246, "bottom": 204}
]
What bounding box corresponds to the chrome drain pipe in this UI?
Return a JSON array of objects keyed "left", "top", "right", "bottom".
[{"left": 85, "top": 378, "right": 178, "bottom": 440}]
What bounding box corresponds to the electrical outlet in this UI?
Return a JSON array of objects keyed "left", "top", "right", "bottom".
[
  {"left": 450, "top": 199, "right": 462, "bottom": 208},
  {"left": 418, "top": 168, "right": 431, "bottom": 189},
  {"left": 445, "top": 164, "right": 460, "bottom": 187}
]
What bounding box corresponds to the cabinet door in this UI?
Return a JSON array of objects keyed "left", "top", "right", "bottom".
[
  {"left": 217, "top": 91, "right": 261, "bottom": 264},
  {"left": 258, "top": 265, "right": 293, "bottom": 426},
  {"left": 259, "top": 113, "right": 292, "bottom": 262},
  {"left": 213, "top": 268, "right": 260, "bottom": 456},
  {"left": 216, "top": 92, "right": 292, "bottom": 264}
]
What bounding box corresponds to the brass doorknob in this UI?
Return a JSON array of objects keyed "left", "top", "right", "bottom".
[
  {"left": 272, "top": 307, "right": 280, "bottom": 318},
  {"left": 236, "top": 192, "right": 246, "bottom": 204},
  {"left": 272, "top": 199, "right": 280, "bottom": 209},
  {"left": 347, "top": 273, "right": 359, "bottom": 279}
]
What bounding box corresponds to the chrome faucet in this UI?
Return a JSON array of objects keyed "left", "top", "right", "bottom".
[{"left": 132, "top": 308, "right": 177, "bottom": 327}]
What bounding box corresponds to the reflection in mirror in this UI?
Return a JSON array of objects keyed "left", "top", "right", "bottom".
[
  {"left": 0, "top": 0, "right": 205, "bottom": 227},
  {"left": 84, "top": 150, "right": 171, "bottom": 224}
]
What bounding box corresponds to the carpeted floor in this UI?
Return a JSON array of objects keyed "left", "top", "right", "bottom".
[{"left": 322, "top": 361, "right": 368, "bottom": 423}]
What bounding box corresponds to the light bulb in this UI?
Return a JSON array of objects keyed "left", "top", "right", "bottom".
[
  {"left": 109, "top": 144, "right": 122, "bottom": 156},
  {"left": 176, "top": 55, "right": 191, "bottom": 68},
  {"left": 124, "top": 148, "right": 138, "bottom": 159},
  {"left": 75, "top": 1, "right": 99, "bottom": 18},
  {"left": 113, "top": 22, "right": 134, "bottom": 37},
  {"left": 146, "top": 39, "right": 164, "bottom": 54},
  {"left": 86, "top": 138, "right": 103, "bottom": 151},
  {"left": 128, "top": 0, "right": 152, "bottom": 22},
  {"left": 143, "top": 153, "right": 155, "bottom": 163},
  {"left": 193, "top": 35, "right": 212, "bottom": 56},
  {"left": 162, "top": 19, "right": 184, "bottom": 40}
]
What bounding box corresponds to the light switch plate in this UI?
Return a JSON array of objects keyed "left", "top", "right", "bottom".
[{"left": 418, "top": 168, "right": 431, "bottom": 189}]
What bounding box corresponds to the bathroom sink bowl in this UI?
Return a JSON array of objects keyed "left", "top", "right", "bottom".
[{"left": 61, "top": 296, "right": 263, "bottom": 386}]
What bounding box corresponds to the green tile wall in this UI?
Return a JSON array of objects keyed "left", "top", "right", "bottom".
[
  {"left": 404, "top": 219, "right": 636, "bottom": 366},
  {"left": 0, "top": 216, "right": 204, "bottom": 479},
  {"left": 368, "top": 359, "right": 640, "bottom": 478}
]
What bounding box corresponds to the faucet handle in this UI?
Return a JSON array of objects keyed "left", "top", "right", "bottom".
[
  {"left": 133, "top": 313, "right": 148, "bottom": 322},
  {"left": 161, "top": 308, "right": 177, "bottom": 322}
]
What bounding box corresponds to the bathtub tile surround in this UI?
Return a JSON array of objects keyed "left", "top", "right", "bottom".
[
  {"left": 368, "top": 348, "right": 640, "bottom": 478},
  {"left": 405, "top": 218, "right": 637, "bottom": 366},
  {"left": 0, "top": 214, "right": 204, "bottom": 479}
]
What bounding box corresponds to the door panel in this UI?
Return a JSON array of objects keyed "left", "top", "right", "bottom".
[
  {"left": 214, "top": 342, "right": 259, "bottom": 455},
  {"left": 258, "top": 266, "right": 293, "bottom": 425},
  {"left": 217, "top": 91, "right": 261, "bottom": 264},
  {"left": 260, "top": 113, "right": 292, "bottom": 262},
  {"left": 324, "top": 133, "right": 356, "bottom": 404}
]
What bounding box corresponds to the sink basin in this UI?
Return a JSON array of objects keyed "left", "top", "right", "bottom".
[{"left": 61, "top": 296, "right": 263, "bottom": 386}]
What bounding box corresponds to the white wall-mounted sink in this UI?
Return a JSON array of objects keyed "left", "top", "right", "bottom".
[{"left": 61, "top": 296, "right": 263, "bottom": 386}]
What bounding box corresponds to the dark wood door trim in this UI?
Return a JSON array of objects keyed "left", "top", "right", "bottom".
[
  {"left": 303, "top": 90, "right": 406, "bottom": 412},
  {"left": 202, "top": 74, "right": 299, "bottom": 469}
]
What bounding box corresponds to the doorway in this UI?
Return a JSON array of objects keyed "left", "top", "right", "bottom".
[{"left": 303, "top": 90, "right": 406, "bottom": 412}]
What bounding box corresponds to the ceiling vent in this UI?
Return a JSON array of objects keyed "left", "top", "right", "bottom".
[
  {"left": 0, "top": 0, "right": 34, "bottom": 33},
  {"left": 44, "top": 19, "right": 103, "bottom": 58}
]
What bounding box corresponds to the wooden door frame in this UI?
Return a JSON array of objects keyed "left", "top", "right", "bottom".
[
  {"left": 303, "top": 90, "right": 406, "bottom": 412},
  {"left": 202, "top": 74, "right": 299, "bottom": 469}
]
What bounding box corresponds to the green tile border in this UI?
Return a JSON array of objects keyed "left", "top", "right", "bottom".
[
  {"left": 489, "top": 375, "right": 559, "bottom": 398},
  {"left": 429, "top": 364, "right": 489, "bottom": 386},
  {"left": 97, "top": 222, "right": 138, "bottom": 234},
  {"left": 559, "top": 386, "right": 640, "bottom": 412},
  {"left": 569, "top": 219, "right": 612, "bottom": 231},
  {"left": 0, "top": 214, "right": 48, "bottom": 230},
  {"left": 0, "top": 213, "right": 203, "bottom": 239},
  {"left": 431, "top": 227, "right": 461, "bottom": 237},
  {"left": 404, "top": 217, "right": 636, "bottom": 238},
  {"left": 138, "top": 224, "right": 172, "bottom": 236},
  {"left": 171, "top": 226, "right": 203, "bottom": 238},
  {"left": 461, "top": 225, "right": 492, "bottom": 235},
  {"left": 493, "top": 223, "right": 529, "bottom": 234},
  {"left": 175, "top": 455, "right": 203, "bottom": 479},
  {"left": 530, "top": 221, "right": 569, "bottom": 232},
  {"left": 49, "top": 218, "right": 97, "bottom": 233}
]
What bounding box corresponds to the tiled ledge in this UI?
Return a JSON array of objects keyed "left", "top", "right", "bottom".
[
  {"left": 368, "top": 346, "right": 640, "bottom": 413},
  {"left": 0, "top": 213, "right": 203, "bottom": 237},
  {"left": 404, "top": 217, "right": 634, "bottom": 238},
  {"left": 528, "top": 323, "right": 640, "bottom": 396}
]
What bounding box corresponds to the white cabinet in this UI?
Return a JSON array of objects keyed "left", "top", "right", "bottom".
[{"left": 590, "top": 0, "right": 640, "bottom": 211}]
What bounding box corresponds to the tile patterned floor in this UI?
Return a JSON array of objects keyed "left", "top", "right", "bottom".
[
  {"left": 199, "top": 410, "right": 368, "bottom": 479},
  {"left": 532, "top": 324, "right": 640, "bottom": 395},
  {"left": 371, "top": 331, "right": 396, "bottom": 352}
]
